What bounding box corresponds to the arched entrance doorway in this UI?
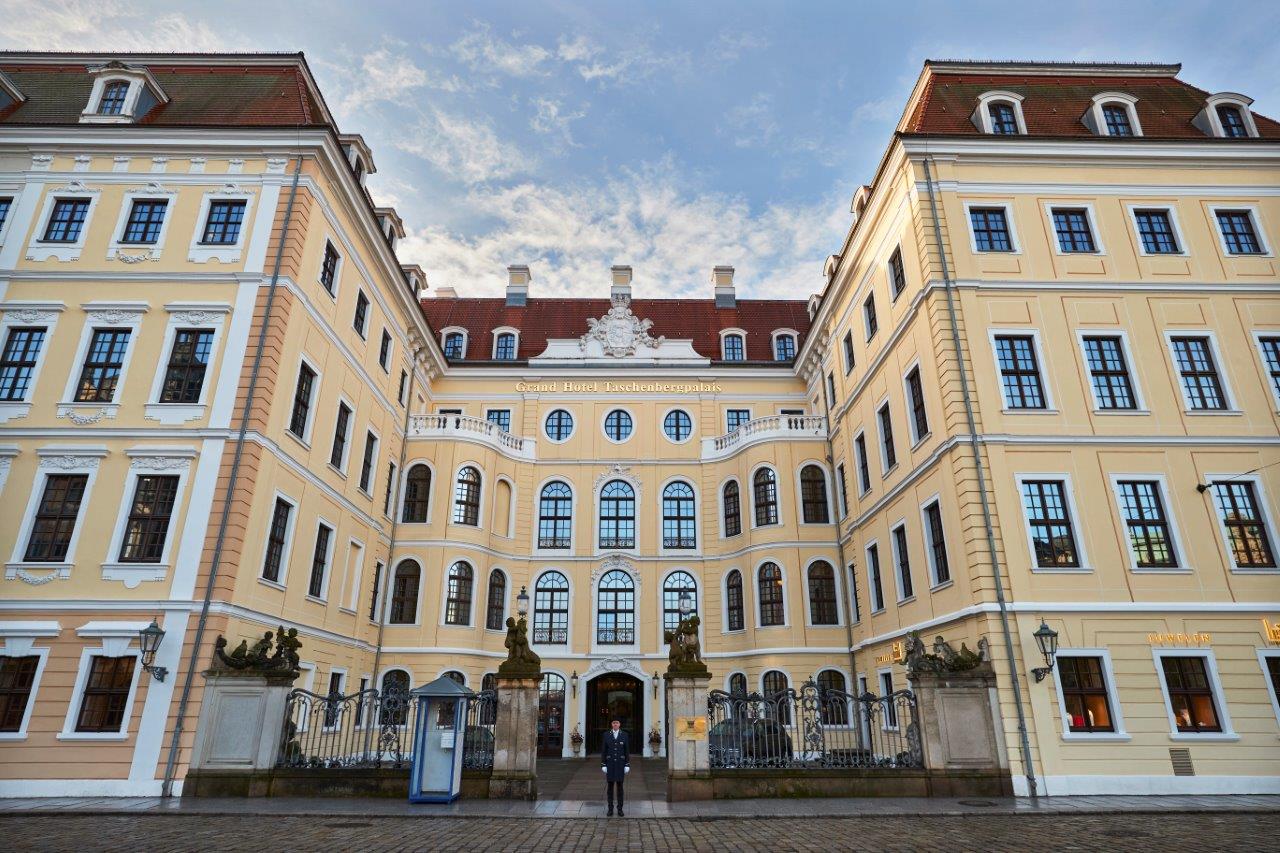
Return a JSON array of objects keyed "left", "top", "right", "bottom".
[
  {"left": 537, "top": 672, "right": 566, "bottom": 757},
  {"left": 585, "top": 673, "right": 643, "bottom": 754}
]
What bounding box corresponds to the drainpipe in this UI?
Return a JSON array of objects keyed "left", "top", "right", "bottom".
[
  {"left": 161, "top": 156, "right": 304, "bottom": 798},
  {"left": 921, "top": 156, "right": 1037, "bottom": 798}
]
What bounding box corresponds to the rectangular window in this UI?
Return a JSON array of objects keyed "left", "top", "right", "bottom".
[
  {"left": 42, "top": 198, "right": 90, "bottom": 243},
  {"left": 24, "top": 474, "right": 87, "bottom": 562},
  {"left": 262, "top": 497, "right": 292, "bottom": 583},
  {"left": 1021, "top": 479, "right": 1081, "bottom": 568},
  {"left": 906, "top": 366, "right": 928, "bottom": 441},
  {"left": 0, "top": 655, "right": 39, "bottom": 733},
  {"left": 825, "top": 372, "right": 835, "bottom": 408},
  {"left": 384, "top": 462, "right": 396, "bottom": 516},
  {"left": 847, "top": 564, "right": 860, "bottom": 623},
  {"left": 369, "top": 561, "right": 383, "bottom": 621},
  {"left": 877, "top": 403, "right": 896, "bottom": 471},
  {"left": 892, "top": 524, "right": 913, "bottom": 600},
  {"left": 854, "top": 434, "right": 870, "bottom": 494},
  {"left": 1170, "top": 336, "right": 1226, "bottom": 410},
  {"left": 1260, "top": 337, "right": 1280, "bottom": 405},
  {"left": 308, "top": 523, "right": 332, "bottom": 599},
  {"left": 1059, "top": 656, "right": 1116, "bottom": 733},
  {"left": 74, "top": 655, "right": 135, "bottom": 733},
  {"left": 1134, "top": 209, "right": 1180, "bottom": 254},
  {"left": 864, "top": 293, "right": 878, "bottom": 339},
  {"left": 118, "top": 475, "right": 179, "bottom": 563},
  {"left": 75, "top": 328, "right": 130, "bottom": 402},
  {"left": 486, "top": 409, "right": 511, "bottom": 432},
  {"left": 994, "top": 334, "right": 1046, "bottom": 409},
  {"left": 726, "top": 408, "right": 751, "bottom": 433},
  {"left": 1051, "top": 208, "right": 1097, "bottom": 253},
  {"left": 722, "top": 334, "right": 744, "bottom": 361},
  {"left": 842, "top": 331, "right": 854, "bottom": 374},
  {"left": 320, "top": 241, "right": 340, "bottom": 294},
  {"left": 836, "top": 463, "right": 848, "bottom": 518},
  {"left": 1103, "top": 104, "right": 1133, "bottom": 136},
  {"left": 1215, "top": 209, "right": 1263, "bottom": 255},
  {"left": 0, "top": 196, "right": 11, "bottom": 231},
  {"left": 158, "top": 328, "right": 214, "bottom": 404},
  {"left": 1082, "top": 335, "right": 1136, "bottom": 410},
  {"left": 330, "top": 403, "right": 351, "bottom": 469},
  {"left": 200, "top": 200, "right": 246, "bottom": 245},
  {"left": 1115, "top": 480, "right": 1178, "bottom": 568},
  {"left": 924, "top": 500, "right": 950, "bottom": 585},
  {"left": 398, "top": 370, "right": 408, "bottom": 405},
  {"left": 288, "top": 363, "right": 316, "bottom": 438},
  {"left": 969, "top": 207, "right": 1012, "bottom": 252},
  {"left": 0, "top": 326, "right": 46, "bottom": 401},
  {"left": 1210, "top": 480, "right": 1276, "bottom": 569},
  {"left": 774, "top": 334, "right": 796, "bottom": 361},
  {"left": 358, "top": 432, "right": 377, "bottom": 493},
  {"left": 1160, "top": 656, "right": 1222, "bottom": 733},
  {"left": 120, "top": 199, "right": 168, "bottom": 244},
  {"left": 353, "top": 291, "right": 369, "bottom": 337},
  {"left": 867, "top": 544, "right": 884, "bottom": 612},
  {"left": 379, "top": 330, "right": 392, "bottom": 371},
  {"left": 324, "top": 671, "right": 344, "bottom": 727},
  {"left": 889, "top": 246, "right": 906, "bottom": 298}
]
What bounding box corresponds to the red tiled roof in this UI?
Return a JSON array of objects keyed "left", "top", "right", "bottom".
[
  {"left": 418, "top": 298, "right": 811, "bottom": 363},
  {"left": 0, "top": 61, "right": 325, "bottom": 127},
  {"left": 906, "top": 72, "right": 1280, "bottom": 139}
]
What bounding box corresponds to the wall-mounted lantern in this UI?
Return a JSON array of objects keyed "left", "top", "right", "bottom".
[
  {"left": 1031, "top": 620, "right": 1059, "bottom": 683},
  {"left": 138, "top": 619, "right": 168, "bottom": 682}
]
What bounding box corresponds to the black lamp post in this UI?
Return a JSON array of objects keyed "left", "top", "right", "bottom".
[
  {"left": 570, "top": 669, "right": 578, "bottom": 697},
  {"left": 1031, "top": 620, "right": 1059, "bottom": 683},
  {"left": 138, "top": 619, "right": 168, "bottom": 682},
  {"left": 516, "top": 585, "right": 530, "bottom": 618},
  {"left": 678, "top": 590, "right": 693, "bottom": 617}
]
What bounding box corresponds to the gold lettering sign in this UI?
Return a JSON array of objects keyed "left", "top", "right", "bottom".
[
  {"left": 875, "top": 640, "right": 907, "bottom": 665},
  {"left": 515, "top": 381, "right": 722, "bottom": 395},
  {"left": 1263, "top": 618, "right": 1280, "bottom": 644},
  {"left": 675, "top": 716, "right": 707, "bottom": 740},
  {"left": 1147, "top": 632, "right": 1211, "bottom": 646}
]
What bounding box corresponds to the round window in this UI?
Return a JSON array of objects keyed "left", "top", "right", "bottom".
[
  {"left": 663, "top": 409, "right": 692, "bottom": 442},
  {"left": 545, "top": 409, "right": 574, "bottom": 441},
  {"left": 604, "top": 409, "right": 633, "bottom": 442}
]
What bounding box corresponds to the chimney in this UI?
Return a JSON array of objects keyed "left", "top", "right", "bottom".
[
  {"left": 435, "top": 286, "right": 458, "bottom": 298},
  {"left": 611, "top": 265, "right": 632, "bottom": 303},
  {"left": 506, "top": 264, "right": 530, "bottom": 307},
  {"left": 713, "top": 265, "right": 736, "bottom": 308}
]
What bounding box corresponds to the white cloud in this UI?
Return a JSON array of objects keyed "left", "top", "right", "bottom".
[
  {"left": 393, "top": 108, "right": 532, "bottom": 184},
  {"left": 450, "top": 22, "right": 552, "bottom": 77},
  {"left": 0, "top": 0, "right": 238, "bottom": 51},
  {"left": 329, "top": 46, "right": 430, "bottom": 117},
  {"left": 397, "top": 159, "right": 845, "bottom": 301},
  {"left": 851, "top": 97, "right": 900, "bottom": 124},
  {"left": 529, "top": 98, "right": 585, "bottom": 149},
  {"left": 709, "top": 30, "right": 769, "bottom": 63},
  {"left": 720, "top": 93, "right": 780, "bottom": 148}
]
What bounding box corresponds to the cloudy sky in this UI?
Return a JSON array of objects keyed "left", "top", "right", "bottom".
[{"left": 3, "top": 1, "right": 1277, "bottom": 299}]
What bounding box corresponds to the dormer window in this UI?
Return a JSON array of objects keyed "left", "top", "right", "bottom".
[
  {"left": 1217, "top": 105, "right": 1247, "bottom": 137},
  {"left": 972, "top": 91, "right": 1026, "bottom": 135},
  {"left": 494, "top": 331, "right": 517, "bottom": 360},
  {"left": 989, "top": 102, "right": 1018, "bottom": 135},
  {"left": 773, "top": 333, "right": 796, "bottom": 361},
  {"left": 722, "top": 332, "right": 745, "bottom": 361},
  {"left": 1084, "top": 93, "right": 1142, "bottom": 138},
  {"left": 99, "top": 81, "right": 129, "bottom": 115},
  {"left": 81, "top": 63, "right": 167, "bottom": 124},
  {"left": 1195, "top": 94, "right": 1259, "bottom": 139},
  {"left": 443, "top": 331, "right": 466, "bottom": 359},
  {"left": 1102, "top": 104, "right": 1133, "bottom": 136}
]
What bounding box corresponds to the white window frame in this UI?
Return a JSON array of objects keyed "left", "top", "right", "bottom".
[
  {"left": 450, "top": 461, "right": 486, "bottom": 531},
  {"left": 1074, "top": 328, "right": 1148, "bottom": 414},
  {"left": 398, "top": 458, "right": 435, "bottom": 525},
  {"left": 357, "top": 427, "right": 380, "bottom": 497},
  {"left": 725, "top": 406, "right": 752, "bottom": 435},
  {"left": 971, "top": 91, "right": 1027, "bottom": 135},
  {"left": 801, "top": 556, "right": 843, "bottom": 628},
  {"left": 601, "top": 406, "right": 636, "bottom": 445},
  {"left": 491, "top": 327, "right": 520, "bottom": 361},
  {"left": 1254, "top": 331, "right": 1280, "bottom": 411},
  {"left": 7, "top": 448, "right": 105, "bottom": 578},
  {"left": 328, "top": 396, "right": 357, "bottom": 476},
  {"left": 1256, "top": 648, "right": 1280, "bottom": 729},
  {"left": 1013, "top": 472, "right": 1092, "bottom": 573},
  {"left": 875, "top": 397, "right": 896, "bottom": 475},
  {"left": 902, "top": 360, "right": 930, "bottom": 446},
  {"left": 1162, "top": 330, "right": 1238, "bottom": 414},
  {"left": 1044, "top": 201, "right": 1106, "bottom": 255},
  {"left": 1151, "top": 647, "right": 1237, "bottom": 741},
  {"left": 342, "top": 537, "right": 365, "bottom": 612},
  {"left": 591, "top": 561, "right": 643, "bottom": 655},
  {"left": 754, "top": 558, "right": 789, "bottom": 629},
  {"left": 377, "top": 328, "right": 393, "bottom": 374},
  {"left": 919, "top": 493, "right": 953, "bottom": 590},
  {"left": 0, "top": 185, "right": 25, "bottom": 248},
  {"left": 877, "top": 668, "right": 899, "bottom": 730},
  {"left": 1197, "top": 93, "right": 1260, "bottom": 139},
  {"left": 80, "top": 68, "right": 166, "bottom": 124},
  {"left": 1086, "top": 92, "right": 1144, "bottom": 137},
  {"left": 962, "top": 200, "right": 1021, "bottom": 255},
  {"left": 661, "top": 406, "right": 695, "bottom": 445},
  {"left": 1050, "top": 649, "right": 1130, "bottom": 741},
  {"left": 794, "top": 460, "right": 834, "bottom": 527},
  {"left": 368, "top": 561, "right": 386, "bottom": 624},
  {"left": 28, "top": 182, "right": 102, "bottom": 262},
  {"left": 719, "top": 328, "right": 747, "bottom": 361},
  {"left": 1206, "top": 203, "right": 1273, "bottom": 257},
  {"left": 888, "top": 520, "right": 914, "bottom": 603},
  {"left": 101, "top": 448, "right": 196, "bottom": 588},
  {"left": 988, "top": 328, "right": 1056, "bottom": 413},
  {"left": 285, "top": 354, "right": 323, "bottom": 446},
  {"left": 594, "top": 470, "right": 640, "bottom": 556},
  {"left": 865, "top": 540, "right": 885, "bottom": 614},
  {"left": 386, "top": 559, "right": 424, "bottom": 627},
  {"left": 533, "top": 476, "right": 577, "bottom": 557},
  {"left": 59, "top": 301, "right": 146, "bottom": 422},
  {"left": 835, "top": 463, "right": 848, "bottom": 518},
  {"left": 771, "top": 329, "right": 799, "bottom": 361},
  {"left": 107, "top": 183, "right": 177, "bottom": 262},
  {"left": 144, "top": 302, "right": 231, "bottom": 425},
  {"left": 721, "top": 568, "right": 748, "bottom": 634},
  {"left": 1124, "top": 203, "right": 1189, "bottom": 257},
  {"left": 320, "top": 667, "right": 348, "bottom": 730},
  {"left": 717, "top": 476, "right": 743, "bottom": 539},
  {"left": 658, "top": 476, "right": 702, "bottom": 557},
  {"left": 0, "top": 622, "right": 58, "bottom": 740},
  {"left": 258, "top": 489, "right": 299, "bottom": 590},
  {"left": 863, "top": 292, "right": 878, "bottom": 341},
  {"left": 853, "top": 430, "right": 871, "bottom": 496},
  {"left": 59, "top": 622, "right": 147, "bottom": 741},
  {"left": 305, "top": 516, "right": 337, "bottom": 603},
  {"left": 1202, "top": 472, "right": 1279, "bottom": 573},
  {"left": 543, "top": 407, "right": 577, "bottom": 444},
  {"left": 748, "top": 463, "right": 783, "bottom": 530},
  {"left": 440, "top": 327, "right": 468, "bottom": 359},
  {"left": 529, "top": 569, "right": 575, "bottom": 655},
  {"left": 439, "top": 557, "right": 479, "bottom": 630},
  {"left": 318, "top": 238, "right": 343, "bottom": 299},
  {"left": 188, "top": 188, "right": 257, "bottom": 264},
  {"left": 353, "top": 289, "right": 371, "bottom": 340},
  {"left": 1107, "top": 473, "right": 1188, "bottom": 573},
  {"left": 0, "top": 301, "right": 63, "bottom": 423}
]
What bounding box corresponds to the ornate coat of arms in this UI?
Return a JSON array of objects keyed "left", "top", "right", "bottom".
[{"left": 580, "top": 297, "right": 665, "bottom": 356}]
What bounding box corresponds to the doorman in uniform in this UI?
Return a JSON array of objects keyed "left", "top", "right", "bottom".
[{"left": 601, "top": 717, "right": 630, "bottom": 816}]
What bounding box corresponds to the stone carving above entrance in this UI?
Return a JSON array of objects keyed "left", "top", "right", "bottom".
[
  {"left": 582, "top": 655, "right": 649, "bottom": 683},
  {"left": 579, "top": 295, "right": 665, "bottom": 357}
]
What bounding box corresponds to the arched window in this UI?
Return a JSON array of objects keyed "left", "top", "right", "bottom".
[
  {"left": 753, "top": 468, "right": 778, "bottom": 526},
  {"left": 1101, "top": 102, "right": 1134, "bottom": 136},
  {"left": 389, "top": 560, "right": 420, "bottom": 624},
  {"left": 722, "top": 333, "right": 745, "bottom": 361},
  {"left": 443, "top": 332, "right": 466, "bottom": 359},
  {"left": 596, "top": 570, "right": 635, "bottom": 645},
  {"left": 722, "top": 481, "right": 741, "bottom": 537},
  {"left": 402, "top": 464, "right": 431, "bottom": 523},
  {"left": 662, "top": 571, "right": 697, "bottom": 635},
  {"left": 481, "top": 672, "right": 496, "bottom": 692},
  {"left": 480, "top": 673, "right": 497, "bottom": 724},
  {"left": 800, "top": 465, "right": 830, "bottom": 524},
  {"left": 988, "top": 101, "right": 1018, "bottom": 134},
  {"left": 453, "top": 466, "right": 481, "bottom": 525},
  {"left": 762, "top": 670, "right": 790, "bottom": 724},
  {"left": 533, "top": 571, "right": 568, "bottom": 645},
  {"left": 808, "top": 561, "right": 838, "bottom": 625},
  {"left": 599, "top": 480, "right": 635, "bottom": 548},
  {"left": 725, "top": 569, "right": 744, "bottom": 631},
  {"left": 662, "top": 482, "right": 696, "bottom": 549},
  {"left": 435, "top": 670, "right": 466, "bottom": 725},
  {"left": 538, "top": 672, "right": 566, "bottom": 755},
  {"left": 494, "top": 332, "right": 516, "bottom": 360},
  {"left": 663, "top": 409, "right": 692, "bottom": 442},
  {"left": 442, "top": 670, "right": 465, "bottom": 685},
  {"left": 485, "top": 569, "right": 506, "bottom": 630},
  {"left": 538, "top": 481, "right": 572, "bottom": 549},
  {"left": 604, "top": 409, "right": 633, "bottom": 442},
  {"left": 445, "top": 561, "right": 473, "bottom": 625},
  {"left": 99, "top": 80, "right": 129, "bottom": 115},
  {"left": 774, "top": 334, "right": 796, "bottom": 361},
  {"left": 729, "top": 672, "right": 747, "bottom": 696},
  {"left": 379, "top": 670, "right": 410, "bottom": 725},
  {"left": 545, "top": 409, "right": 573, "bottom": 441},
  {"left": 817, "top": 670, "right": 850, "bottom": 725},
  {"left": 758, "top": 562, "right": 784, "bottom": 627}
]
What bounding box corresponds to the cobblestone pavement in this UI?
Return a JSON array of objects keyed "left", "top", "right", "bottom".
[{"left": 5, "top": 812, "right": 1277, "bottom": 852}]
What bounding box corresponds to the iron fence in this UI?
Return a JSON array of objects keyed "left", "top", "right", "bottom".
[
  {"left": 462, "top": 688, "right": 496, "bottom": 771},
  {"left": 707, "top": 680, "right": 922, "bottom": 770}
]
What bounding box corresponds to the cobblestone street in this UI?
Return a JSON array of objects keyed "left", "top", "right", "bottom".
[{"left": 5, "top": 811, "right": 1277, "bottom": 852}]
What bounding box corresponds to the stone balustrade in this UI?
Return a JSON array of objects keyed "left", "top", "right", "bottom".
[
  {"left": 407, "top": 413, "right": 536, "bottom": 460},
  {"left": 701, "top": 414, "right": 827, "bottom": 461}
]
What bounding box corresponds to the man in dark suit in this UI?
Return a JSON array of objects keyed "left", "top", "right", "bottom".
[{"left": 600, "top": 717, "right": 631, "bottom": 816}]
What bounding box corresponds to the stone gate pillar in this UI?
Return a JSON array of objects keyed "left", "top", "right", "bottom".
[
  {"left": 664, "top": 613, "right": 712, "bottom": 801},
  {"left": 489, "top": 614, "right": 541, "bottom": 800}
]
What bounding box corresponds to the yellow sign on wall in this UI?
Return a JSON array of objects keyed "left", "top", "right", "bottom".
[
  {"left": 675, "top": 716, "right": 707, "bottom": 740},
  {"left": 1263, "top": 618, "right": 1280, "bottom": 644},
  {"left": 875, "top": 640, "right": 906, "bottom": 665},
  {"left": 1147, "top": 631, "right": 1211, "bottom": 646}
]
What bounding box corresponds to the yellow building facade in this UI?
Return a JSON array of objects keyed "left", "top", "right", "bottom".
[{"left": 0, "top": 54, "right": 1276, "bottom": 797}]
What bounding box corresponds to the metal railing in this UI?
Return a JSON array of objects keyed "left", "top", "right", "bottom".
[
  {"left": 707, "top": 680, "right": 922, "bottom": 770},
  {"left": 596, "top": 627, "right": 635, "bottom": 644},
  {"left": 532, "top": 627, "right": 568, "bottom": 644}
]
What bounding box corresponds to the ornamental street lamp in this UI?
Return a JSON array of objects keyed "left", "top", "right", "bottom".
[
  {"left": 570, "top": 669, "right": 578, "bottom": 697},
  {"left": 652, "top": 670, "right": 660, "bottom": 698},
  {"left": 1031, "top": 620, "right": 1060, "bottom": 683},
  {"left": 516, "top": 585, "right": 530, "bottom": 617},
  {"left": 678, "top": 590, "right": 693, "bottom": 616},
  {"left": 138, "top": 619, "right": 168, "bottom": 682}
]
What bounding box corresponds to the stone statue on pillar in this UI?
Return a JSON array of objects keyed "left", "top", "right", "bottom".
[{"left": 490, "top": 614, "right": 542, "bottom": 800}]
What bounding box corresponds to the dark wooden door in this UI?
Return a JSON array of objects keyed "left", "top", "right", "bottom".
[{"left": 586, "top": 674, "right": 642, "bottom": 753}]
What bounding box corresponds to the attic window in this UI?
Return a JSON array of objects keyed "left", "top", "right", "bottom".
[
  {"left": 1217, "top": 106, "right": 1248, "bottom": 137},
  {"left": 988, "top": 102, "right": 1019, "bottom": 135},
  {"left": 1084, "top": 93, "right": 1143, "bottom": 138},
  {"left": 1195, "top": 94, "right": 1259, "bottom": 139},
  {"left": 972, "top": 91, "right": 1026, "bottom": 135},
  {"left": 80, "top": 64, "right": 168, "bottom": 124},
  {"left": 1102, "top": 104, "right": 1134, "bottom": 136},
  {"left": 98, "top": 81, "right": 129, "bottom": 115}
]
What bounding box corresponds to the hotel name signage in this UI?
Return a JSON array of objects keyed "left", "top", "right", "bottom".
[
  {"left": 1147, "top": 632, "right": 1212, "bottom": 646},
  {"left": 875, "top": 641, "right": 907, "bottom": 665},
  {"left": 515, "top": 381, "right": 722, "bottom": 394},
  {"left": 1264, "top": 618, "right": 1280, "bottom": 644}
]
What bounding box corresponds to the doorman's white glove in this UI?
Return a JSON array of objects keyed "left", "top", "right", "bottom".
[
  {"left": 624, "top": 766, "right": 630, "bottom": 774},
  {"left": 601, "top": 766, "right": 607, "bottom": 772}
]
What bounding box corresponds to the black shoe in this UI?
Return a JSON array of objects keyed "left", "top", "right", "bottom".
[
  {"left": 618, "top": 809, "right": 624, "bottom": 817},
  {"left": 607, "top": 807, "right": 613, "bottom": 816}
]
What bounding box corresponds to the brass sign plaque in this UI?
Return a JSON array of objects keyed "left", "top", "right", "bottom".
[{"left": 675, "top": 716, "right": 707, "bottom": 740}]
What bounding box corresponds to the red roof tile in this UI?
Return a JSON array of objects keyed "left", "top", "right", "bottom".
[
  {"left": 418, "top": 297, "right": 811, "bottom": 363},
  {"left": 906, "top": 72, "right": 1280, "bottom": 139}
]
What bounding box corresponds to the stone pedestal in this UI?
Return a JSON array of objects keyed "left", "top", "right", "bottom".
[
  {"left": 664, "top": 672, "right": 713, "bottom": 801},
  {"left": 189, "top": 669, "right": 299, "bottom": 772},
  {"left": 489, "top": 675, "right": 540, "bottom": 800},
  {"left": 908, "top": 667, "right": 1008, "bottom": 771}
]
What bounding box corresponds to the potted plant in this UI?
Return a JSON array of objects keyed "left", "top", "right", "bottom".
[
  {"left": 648, "top": 726, "right": 661, "bottom": 752},
  {"left": 569, "top": 726, "right": 584, "bottom": 755}
]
